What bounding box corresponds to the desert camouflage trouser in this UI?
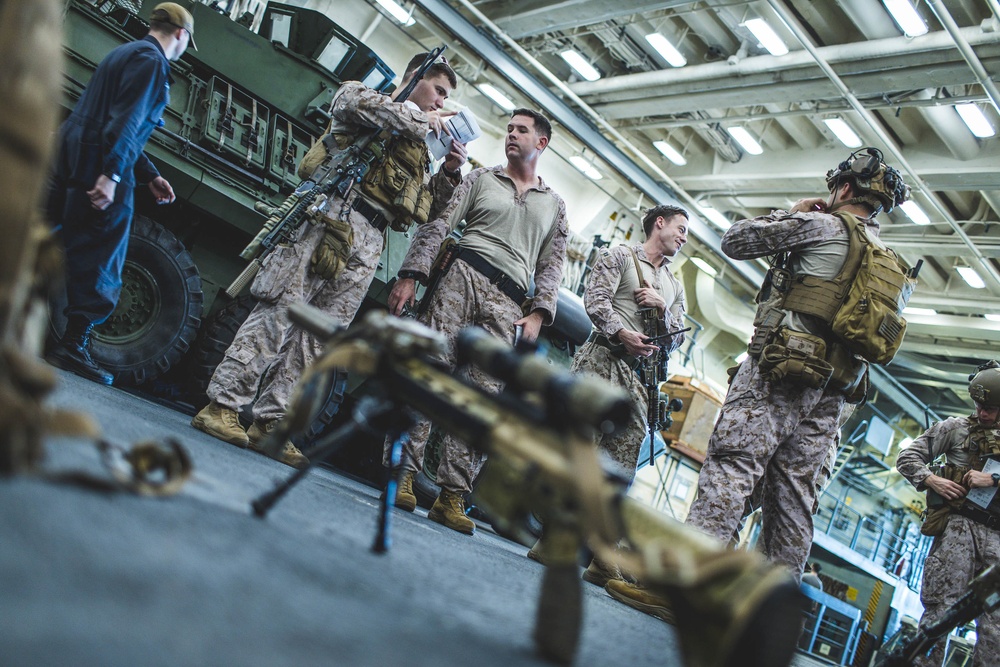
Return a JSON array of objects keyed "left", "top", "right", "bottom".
[
  {"left": 207, "top": 200, "right": 385, "bottom": 421},
  {"left": 685, "top": 357, "right": 844, "bottom": 577},
  {"left": 914, "top": 515, "right": 1000, "bottom": 667},
  {"left": 570, "top": 341, "right": 648, "bottom": 483},
  {"left": 384, "top": 259, "right": 522, "bottom": 493}
]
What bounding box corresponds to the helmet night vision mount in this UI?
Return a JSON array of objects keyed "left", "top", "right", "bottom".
[{"left": 825, "top": 147, "right": 910, "bottom": 215}]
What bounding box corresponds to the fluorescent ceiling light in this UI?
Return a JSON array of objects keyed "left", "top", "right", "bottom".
[
  {"left": 726, "top": 126, "right": 763, "bottom": 155},
  {"left": 882, "top": 0, "right": 928, "bottom": 37},
  {"left": 375, "top": 0, "right": 415, "bottom": 26},
  {"left": 985, "top": 314, "right": 1000, "bottom": 322},
  {"left": 742, "top": 18, "right": 788, "bottom": 56},
  {"left": 898, "top": 437, "right": 914, "bottom": 450},
  {"left": 559, "top": 49, "right": 601, "bottom": 82},
  {"left": 699, "top": 206, "right": 731, "bottom": 230},
  {"left": 823, "top": 118, "right": 863, "bottom": 148},
  {"left": 903, "top": 306, "right": 937, "bottom": 316},
  {"left": 644, "top": 33, "right": 687, "bottom": 67},
  {"left": 689, "top": 257, "right": 718, "bottom": 277},
  {"left": 734, "top": 351, "right": 749, "bottom": 364},
  {"left": 477, "top": 83, "right": 516, "bottom": 111},
  {"left": 569, "top": 155, "right": 602, "bottom": 180},
  {"left": 955, "top": 103, "right": 996, "bottom": 138},
  {"left": 899, "top": 200, "right": 930, "bottom": 225},
  {"left": 957, "top": 266, "right": 986, "bottom": 289},
  {"left": 653, "top": 140, "right": 687, "bottom": 166}
]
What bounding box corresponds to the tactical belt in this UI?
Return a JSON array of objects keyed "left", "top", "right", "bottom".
[
  {"left": 454, "top": 247, "right": 527, "bottom": 306},
  {"left": 587, "top": 331, "right": 640, "bottom": 370},
  {"left": 954, "top": 503, "right": 1000, "bottom": 531},
  {"left": 350, "top": 195, "right": 390, "bottom": 233}
]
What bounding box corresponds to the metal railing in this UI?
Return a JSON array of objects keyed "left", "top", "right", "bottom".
[{"left": 815, "top": 490, "right": 933, "bottom": 592}]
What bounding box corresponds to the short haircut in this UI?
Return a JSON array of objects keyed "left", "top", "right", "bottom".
[
  {"left": 511, "top": 108, "right": 552, "bottom": 142},
  {"left": 812, "top": 563, "right": 822, "bottom": 574},
  {"left": 149, "top": 19, "right": 176, "bottom": 36},
  {"left": 403, "top": 53, "right": 458, "bottom": 89},
  {"left": 642, "top": 204, "right": 688, "bottom": 238}
]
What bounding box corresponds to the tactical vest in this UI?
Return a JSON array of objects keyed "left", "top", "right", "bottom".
[
  {"left": 779, "top": 212, "right": 915, "bottom": 365},
  {"left": 298, "top": 128, "right": 432, "bottom": 232},
  {"left": 922, "top": 421, "right": 1000, "bottom": 535}
]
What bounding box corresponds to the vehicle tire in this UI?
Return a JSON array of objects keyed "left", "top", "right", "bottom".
[{"left": 50, "top": 215, "right": 203, "bottom": 386}]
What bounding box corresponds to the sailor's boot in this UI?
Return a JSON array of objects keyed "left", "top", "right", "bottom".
[
  {"left": 394, "top": 470, "right": 417, "bottom": 512},
  {"left": 428, "top": 489, "right": 475, "bottom": 535},
  {"left": 47, "top": 317, "right": 113, "bottom": 385},
  {"left": 191, "top": 401, "right": 249, "bottom": 447}
]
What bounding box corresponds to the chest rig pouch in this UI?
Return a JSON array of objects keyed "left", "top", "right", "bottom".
[
  {"left": 352, "top": 130, "right": 432, "bottom": 232},
  {"left": 300, "top": 128, "right": 433, "bottom": 233},
  {"left": 922, "top": 423, "right": 1000, "bottom": 536}
]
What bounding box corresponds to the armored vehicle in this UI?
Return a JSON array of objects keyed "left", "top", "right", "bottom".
[{"left": 57, "top": 0, "right": 591, "bottom": 486}]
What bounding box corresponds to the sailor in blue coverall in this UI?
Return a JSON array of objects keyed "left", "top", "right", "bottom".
[{"left": 46, "top": 3, "right": 195, "bottom": 384}]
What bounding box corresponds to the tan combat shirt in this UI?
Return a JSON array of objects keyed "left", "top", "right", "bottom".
[
  {"left": 585, "top": 244, "right": 686, "bottom": 353},
  {"left": 897, "top": 416, "right": 1000, "bottom": 489},
  {"left": 400, "top": 165, "right": 569, "bottom": 324}
]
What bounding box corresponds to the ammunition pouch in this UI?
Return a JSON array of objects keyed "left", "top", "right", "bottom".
[
  {"left": 309, "top": 216, "right": 354, "bottom": 281},
  {"left": 359, "top": 134, "right": 431, "bottom": 231},
  {"left": 756, "top": 328, "right": 834, "bottom": 390},
  {"left": 921, "top": 464, "right": 969, "bottom": 537},
  {"left": 826, "top": 344, "right": 869, "bottom": 404}
]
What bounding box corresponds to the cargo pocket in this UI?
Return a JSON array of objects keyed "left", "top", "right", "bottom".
[{"left": 251, "top": 244, "right": 297, "bottom": 303}]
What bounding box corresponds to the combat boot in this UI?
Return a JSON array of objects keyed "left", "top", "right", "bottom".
[
  {"left": 47, "top": 318, "right": 113, "bottom": 385},
  {"left": 605, "top": 580, "right": 675, "bottom": 624},
  {"left": 191, "top": 401, "right": 249, "bottom": 447},
  {"left": 247, "top": 419, "right": 309, "bottom": 470},
  {"left": 582, "top": 556, "right": 623, "bottom": 587},
  {"left": 394, "top": 470, "right": 417, "bottom": 512},
  {"left": 428, "top": 489, "right": 475, "bottom": 535}
]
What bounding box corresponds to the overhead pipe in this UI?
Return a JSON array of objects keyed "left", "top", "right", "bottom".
[
  {"left": 927, "top": 0, "right": 1000, "bottom": 116},
  {"left": 765, "top": 0, "right": 1000, "bottom": 291},
  {"left": 570, "top": 25, "right": 1000, "bottom": 98}
]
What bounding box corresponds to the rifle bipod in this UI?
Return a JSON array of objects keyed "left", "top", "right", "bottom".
[{"left": 250, "top": 398, "right": 404, "bottom": 530}]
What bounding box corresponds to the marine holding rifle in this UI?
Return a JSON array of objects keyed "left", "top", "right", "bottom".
[
  {"left": 383, "top": 109, "right": 568, "bottom": 534},
  {"left": 895, "top": 361, "right": 1000, "bottom": 667},
  {"left": 192, "top": 53, "right": 466, "bottom": 468},
  {"left": 549, "top": 205, "right": 687, "bottom": 585}
]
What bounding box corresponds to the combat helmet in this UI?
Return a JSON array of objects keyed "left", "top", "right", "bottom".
[
  {"left": 825, "top": 147, "right": 909, "bottom": 214},
  {"left": 969, "top": 360, "right": 1000, "bottom": 407}
]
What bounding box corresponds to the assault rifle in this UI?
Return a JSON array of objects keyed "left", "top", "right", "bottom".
[
  {"left": 225, "top": 47, "right": 447, "bottom": 298},
  {"left": 638, "top": 307, "right": 689, "bottom": 467},
  {"left": 873, "top": 565, "right": 1000, "bottom": 667},
  {"left": 252, "top": 306, "right": 802, "bottom": 667}
]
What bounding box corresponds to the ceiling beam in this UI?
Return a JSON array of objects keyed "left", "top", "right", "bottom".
[{"left": 491, "top": 0, "right": 695, "bottom": 39}]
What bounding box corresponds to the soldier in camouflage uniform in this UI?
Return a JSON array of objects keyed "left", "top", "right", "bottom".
[
  {"left": 681, "top": 150, "right": 909, "bottom": 578},
  {"left": 558, "top": 204, "right": 687, "bottom": 585},
  {"left": 192, "top": 54, "right": 466, "bottom": 468},
  {"left": 895, "top": 362, "right": 1000, "bottom": 667},
  {"left": 573, "top": 204, "right": 688, "bottom": 483},
  {"left": 385, "top": 109, "right": 568, "bottom": 534}
]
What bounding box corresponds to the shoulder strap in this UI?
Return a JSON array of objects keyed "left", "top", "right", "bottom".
[{"left": 628, "top": 247, "right": 645, "bottom": 286}]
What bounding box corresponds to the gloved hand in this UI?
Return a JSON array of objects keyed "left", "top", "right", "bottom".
[{"left": 310, "top": 217, "right": 353, "bottom": 280}]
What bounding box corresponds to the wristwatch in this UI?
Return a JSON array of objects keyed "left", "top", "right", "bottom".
[
  {"left": 992, "top": 473, "right": 1000, "bottom": 487},
  {"left": 397, "top": 270, "right": 427, "bottom": 284}
]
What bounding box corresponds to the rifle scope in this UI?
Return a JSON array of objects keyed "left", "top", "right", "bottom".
[{"left": 456, "top": 328, "right": 631, "bottom": 435}]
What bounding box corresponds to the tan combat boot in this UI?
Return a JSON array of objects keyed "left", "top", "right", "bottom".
[
  {"left": 605, "top": 579, "right": 675, "bottom": 624},
  {"left": 582, "top": 556, "right": 623, "bottom": 587},
  {"left": 394, "top": 470, "right": 417, "bottom": 512},
  {"left": 247, "top": 419, "right": 309, "bottom": 470},
  {"left": 191, "top": 401, "right": 248, "bottom": 447},
  {"left": 428, "top": 489, "right": 475, "bottom": 535}
]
